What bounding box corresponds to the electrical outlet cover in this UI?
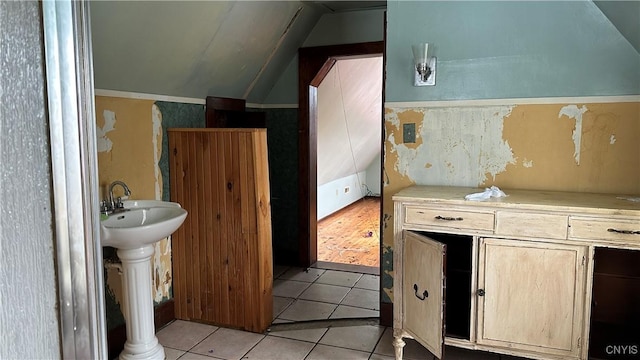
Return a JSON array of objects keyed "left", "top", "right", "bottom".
[{"left": 403, "top": 123, "right": 416, "bottom": 143}]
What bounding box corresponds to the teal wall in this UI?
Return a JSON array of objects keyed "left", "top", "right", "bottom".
[
  {"left": 155, "top": 101, "right": 206, "bottom": 202},
  {"left": 594, "top": 1, "right": 640, "bottom": 54},
  {"left": 252, "top": 108, "right": 301, "bottom": 264},
  {"left": 386, "top": 1, "right": 640, "bottom": 102}
]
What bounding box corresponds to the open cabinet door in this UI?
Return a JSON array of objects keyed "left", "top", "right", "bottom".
[{"left": 402, "top": 230, "right": 446, "bottom": 359}]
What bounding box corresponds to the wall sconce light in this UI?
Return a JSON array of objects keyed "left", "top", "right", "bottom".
[{"left": 412, "top": 43, "right": 436, "bottom": 86}]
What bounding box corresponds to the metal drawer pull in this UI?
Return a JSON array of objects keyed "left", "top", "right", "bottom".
[
  {"left": 413, "top": 284, "right": 428, "bottom": 300},
  {"left": 607, "top": 228, "right": 640, "bottom": 235},
  {"left": 435, "top": 215, "right": 463, "bottom": 221}
]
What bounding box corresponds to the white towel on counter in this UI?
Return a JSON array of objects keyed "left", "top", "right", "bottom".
[{"left": 465, "top": 186, "right": 507, "bottom": 201}]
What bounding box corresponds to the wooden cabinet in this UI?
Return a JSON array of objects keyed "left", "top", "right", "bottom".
[
  {"left": 393, "top": 186, "right": 640, "bottom": 360},
  {"left": 401, "top": 231, "right": 446, "bottom": 358},
  {"left": 477, "top": 238, "right": 587, "bottom": 357},
  {"left": 168, "top": 128, "right": 273, "bottom": 333}
]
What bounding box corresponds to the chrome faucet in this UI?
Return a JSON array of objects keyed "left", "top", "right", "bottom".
[{"left": 106, "top": 180, "right": 131, "bottom": 213}]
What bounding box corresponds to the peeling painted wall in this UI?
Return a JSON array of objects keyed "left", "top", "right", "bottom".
[
  {"left": 382, "top": 100, "right": 640, "bottom": 302},
  {"left": 95, "top": 96, "right": 177, "bottom": 328}
]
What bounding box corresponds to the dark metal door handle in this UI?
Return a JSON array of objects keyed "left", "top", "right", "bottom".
[
  {"left": 477, "top": 289, "right": 485, "bottom": 296},
  {"left": 607, "top": 228, "right": 640, "bottom": 235},
  {"left": 435, "top": 215, "right": 463, "bottom": 221},
  {"left": 414, "top": 283, "right": 428, "bottom": 300}
]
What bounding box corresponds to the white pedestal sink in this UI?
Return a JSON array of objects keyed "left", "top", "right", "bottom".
[{"left": 101, "top": 200, "right": 187, "bottom": 360}]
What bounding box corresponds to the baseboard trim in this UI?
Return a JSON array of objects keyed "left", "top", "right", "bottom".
[{"left": 107, "top": 299, "right": 175, "bottom": 359}]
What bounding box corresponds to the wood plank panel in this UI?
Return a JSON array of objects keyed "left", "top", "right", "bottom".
[
  {"left": 201, "top": 133, "right": 214, "bottom": 321},
  {"left": 169, "top": 128, "right": 272, "bottom": 333},
  {"left": 229, "top": 131, "right": 242, "bottom": 326},
  {"left": 168, "top": 133, "right": 183, "bottom": 318},
  {"left": 218, "top": 131, "right": 230, "bottom": 324},
  {"left": 190, "top": 131, "right": 201, "bottom": 319},
  {"left": 252, "top": 130, "right": 273, "bottom": 331}
]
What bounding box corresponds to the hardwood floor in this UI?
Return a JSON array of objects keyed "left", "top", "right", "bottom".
[{"left": 317, "top": 197, "right": 380, "bottom": 268}]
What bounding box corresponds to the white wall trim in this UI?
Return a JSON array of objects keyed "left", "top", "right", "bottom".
[
  {"left": 385, "top": 95, "right": 640, "bottom": 108},
  {"left": 93, "top": 90, "right": 301, "bottom": 108},
  {"left": 96, "top": 91, "right": 640, "bottom": 108},
  {"left": 95, "top": 89, "right": 206, "bottom": 105},
  {"left": 247, "top": 103, "right": 298, "bottom": 109}
]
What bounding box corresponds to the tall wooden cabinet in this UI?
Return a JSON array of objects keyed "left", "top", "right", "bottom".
[
  {"left": 168, "top": 128, "right": 272, "bottom": 333},
  {"left": 393, "top": 186, "right": 640, "bottom": 360}
]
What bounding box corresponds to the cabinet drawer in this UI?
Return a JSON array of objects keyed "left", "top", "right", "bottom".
[
  {"left": 495, "top": 211, "right": 568, "bottom": 239},
  {"left": 569, "top": 217, "right": 640, "bottom": 243},
  {"left": 405, "top": 207, "right": 494, "bottom": 232}
]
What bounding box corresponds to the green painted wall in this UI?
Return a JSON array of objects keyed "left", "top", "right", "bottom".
[
  {"left": 154, "top": 101, "right": 206, "bottom": 202},
  {"left": 248, "top": 108, "right": 301, "bottom": 264}
]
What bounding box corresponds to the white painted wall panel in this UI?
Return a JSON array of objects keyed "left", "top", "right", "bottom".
[{"left": 317, "top": 171, "right": 367, "bottom": 220}]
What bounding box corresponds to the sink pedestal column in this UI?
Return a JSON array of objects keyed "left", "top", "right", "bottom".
[{"left": 117, "top": 245, "right": 165, "bottom": 360}]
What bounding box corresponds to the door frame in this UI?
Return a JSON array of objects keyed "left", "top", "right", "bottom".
[
  {"left": 297, "top": 41, "right": 385, "bottom": 267},
  {"left": 42, "top": 0, "right": 107, "bottom": 357}
]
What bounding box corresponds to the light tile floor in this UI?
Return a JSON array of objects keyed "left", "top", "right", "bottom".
[{"left": 156, "top": 266, "right": 526, "bottom": 360}]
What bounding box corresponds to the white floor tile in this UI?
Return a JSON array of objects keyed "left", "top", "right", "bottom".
[
  {"left": 156, "top": 320, "right": 217, "bottom": 351},
  {"left": 190, "top": 327, "right": 265, "bottom": 360},
  {"left": 277, "top": 299, "right": 337, "bottom": 321},
  {"left": 243, "top": 336, "right": 314, "bottom": 360},
  {"left": 354, "top": 274, "right": 379, "bottom": 290},
  {"left": 341, "top": 288, "right": 380, "bottom": 310},
  {"left": 163, "top": 347, "right": 185, "bottom": 360},
  {"left": 179, "top": 352, "right": 221, "bottom": 360},
  {"left": 273, "top": 296, "right": 294, "bottom": 319},
  {"left": 279, "top": 267, "right": 325, "bottom": 282},
  {"left": 316, "top": 270, "right": 362, "bottom": 287},
  {"left": 306, "top": 344, "right": 371, "bottom": 360},
  {"left": 319, "top": 325, "right": 385, "bottom": 352},
  {"left": 268, "top": 327, "right": 328, "bottom": 343},
  {"left": 273, "top": 279, "right": 311, "bottom": 298},
  {"left": 369, "top": 353, "right": 395, "bottom": 360},
  {"left": 298, "top": 283, "right": 350, "bottom": 304},
  {"left": 330, "top": 305, "right": 379, "bottom": 319}
]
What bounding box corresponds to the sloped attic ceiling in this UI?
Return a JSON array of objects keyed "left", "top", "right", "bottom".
[
  {"left": 317, "top": 57, "right": 383, "bottom": 186},
  {"left": 594, "top": 1, "right": 640, "bottom": 54},
  {"left": 90, "top": 1, "right": 387, "bottom": 102},
  {"left": 90, "top": 1, "right": 322, "bottom": 102}
]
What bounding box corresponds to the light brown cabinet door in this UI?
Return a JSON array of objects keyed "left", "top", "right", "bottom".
[
  {"left": 477, "top": 238, "right": 587, "bottom": 358},
  {"left": 402, "top": 231, "right": 446, "bottom": 359}
]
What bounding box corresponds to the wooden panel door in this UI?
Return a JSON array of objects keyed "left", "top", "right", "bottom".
[
  {"left": 169, "top": 128, "right": 272, "bottom": 333},
  {"left": 477, "top": 238, "right": 587, "bottom": 358},
  {"left": 402, "top": 231, "right": 446, "bottom": 359}
]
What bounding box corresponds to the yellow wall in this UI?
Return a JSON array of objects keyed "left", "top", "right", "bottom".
[
  {"left": 95, "top": 96, "right": 172, "bottom": 306},
  {"left": 382, "top": 100, "right": 640, "bottom": 301}
]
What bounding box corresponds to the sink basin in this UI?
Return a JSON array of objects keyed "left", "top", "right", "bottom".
[
  {"left": 122, "top": 199, "right": 182, "bottom": 209},
  {"left": 101, "top": 201, "right": 187, "bottom": 249}
]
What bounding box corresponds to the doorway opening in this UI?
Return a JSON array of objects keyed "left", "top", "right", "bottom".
[
  {"left": 296, "top": 41, "right": 385, "bottom": 272},
  {"left": 315, "top": 56, "right": 383, "bottom": 273}
]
